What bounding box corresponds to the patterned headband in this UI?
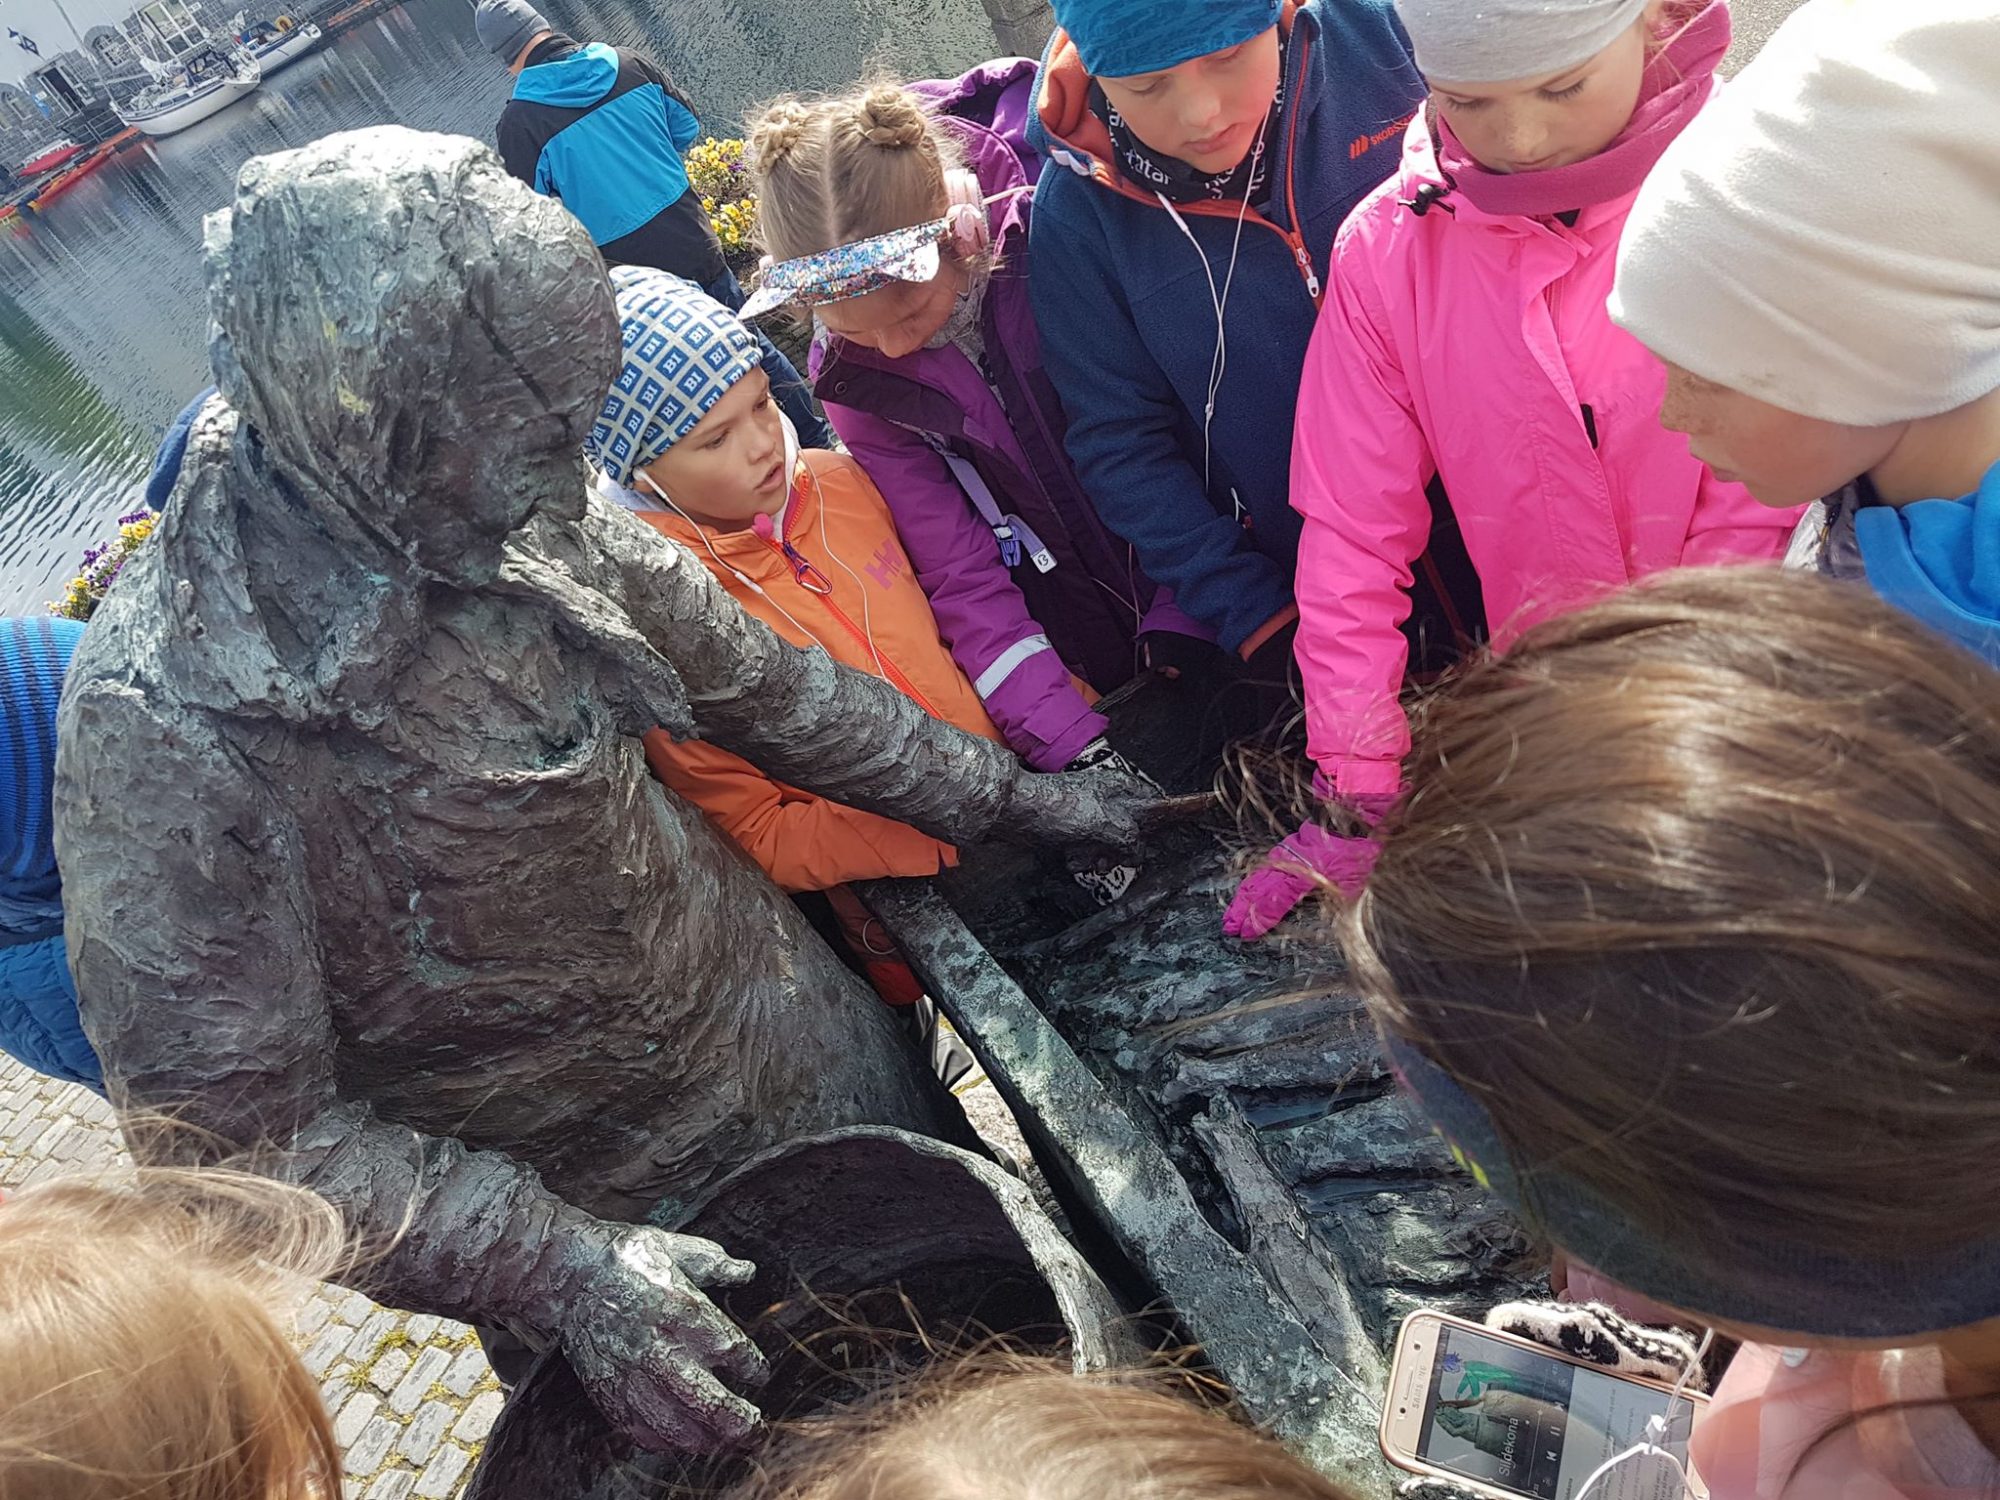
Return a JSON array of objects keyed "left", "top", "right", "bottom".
[{"left": 738, "top": 188, "right": 1029, "bottom": 321}]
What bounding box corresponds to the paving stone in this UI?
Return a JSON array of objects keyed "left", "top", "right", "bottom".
[
  {"left": 388, "top": 1345, "right": 453, "bottom": 1416},
  {"left": 443, "top": 1346, "right": 490, "bottom": 1398},
  {"left": 295, "top": 1294, "right": 335, "bottom": 1338},
  {"left": 365, "top": 1474, "right": 417, "bottom": 1500},
  {"left": 414, "top": 1444, "right": 473, "bottom": 1499},
  {"left": 334, "top": 1390, "right": 383, "bottom": 1449},
  {"left": 343, "top": 1414, "right": 402, "bottom": 1478},
  {"left": 304, "top": 1324, "right": 357, "bottom": 1379},
  {"left": 347, "top": 1307, "right": 401, "bottom": 1361},
  {"left": 452, "top": 1390, "right": 505, "bottom": 1445},
  {"left": 403, "top": 1314, "right": 442, "bottom": 1345},
  {"left": 368, "top": 1346, "right": 413, "bottom": 1395},
  {"left": 397, "top": 1399, "right": 457, "bottom": 1465},
  {"left": 342, "top": 1288, "right": 378, "bottom": 1324}
]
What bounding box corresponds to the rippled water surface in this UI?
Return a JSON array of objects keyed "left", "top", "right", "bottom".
[{"left": 0, "top": 0, "right": 999, "bottom": 612}]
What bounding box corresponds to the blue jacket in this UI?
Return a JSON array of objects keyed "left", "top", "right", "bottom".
[
  {"left": 0, "top": 615, "right": 101, "bottom": 1091},
  {"left": 1027, "top": 0, "right": 1423, "bottom": 651},
  {"left": 1856, "top": 458, "right": 2000, "bottom": 668},
  {"left": 497, "top": 39, "right": 725, "bottom": 284}
]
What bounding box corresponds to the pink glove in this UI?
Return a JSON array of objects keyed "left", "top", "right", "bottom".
[
  {"left": 1222, "top": 782, "right": 1398, "bottom": 941},
  {"left": 1222, "top": 822, "right": 1380, "bottom": 940}
]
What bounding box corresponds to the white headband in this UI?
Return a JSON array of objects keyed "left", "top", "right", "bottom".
[{"left": 1394, "top": 0, "right": 1649, "bottom": 82}]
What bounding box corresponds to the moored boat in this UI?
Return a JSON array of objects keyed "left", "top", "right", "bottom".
[
  {"left": 243, "top": 20, "right": 324, "bottom": 75},
  {"left": 117, "top": 46, "right": 260, "bottom": 137},
  {"left": 15, "top": 141, "right": 83, "bottom": 177}
]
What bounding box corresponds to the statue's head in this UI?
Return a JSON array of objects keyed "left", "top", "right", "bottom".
[{"left": 204, "top": 127, "right": 617, "bottom": 586}]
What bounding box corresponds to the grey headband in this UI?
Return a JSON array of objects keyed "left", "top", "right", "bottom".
[{"left": 1395, "top": 0, "right": 1650, "bottom": 82}]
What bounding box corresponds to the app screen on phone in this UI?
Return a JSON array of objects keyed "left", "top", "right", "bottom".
[{"left": 1416, "top": 1325, "right": 1695, "bottom": 1500}]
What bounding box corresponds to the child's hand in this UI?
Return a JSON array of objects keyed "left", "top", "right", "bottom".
[{"left": 1222, "top": 822, "right": 1379, "bottom": 939}]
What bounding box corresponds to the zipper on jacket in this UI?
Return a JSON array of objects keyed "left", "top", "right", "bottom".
[{"left": 763, "top": 516, "right": 942, "bottom": 719}]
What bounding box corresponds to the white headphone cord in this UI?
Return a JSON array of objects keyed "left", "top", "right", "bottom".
[
  {"left": 1156, "top": 130, "right": 1263, "bottom": 497},
  {"left": 635, "top": 467, "right": 830, "bottom": 653}
]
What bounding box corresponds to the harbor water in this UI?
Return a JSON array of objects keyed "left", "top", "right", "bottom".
[{"left": 0, "top": 0, "right": 1002, "bottom": 613}]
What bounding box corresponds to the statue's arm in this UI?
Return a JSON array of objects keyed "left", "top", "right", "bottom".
[
  {"left": 56, "top": 684, "right": 620, "bottom": 1332},
  {"left": 575, "top": 496, "right": 1147, "bottom": 848}
]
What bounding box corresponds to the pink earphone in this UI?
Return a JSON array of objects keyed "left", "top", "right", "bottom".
[{"left": 943, "top": 168, "right": 991, "bottom": 259}]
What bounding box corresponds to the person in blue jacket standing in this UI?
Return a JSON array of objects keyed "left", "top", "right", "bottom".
[
  {"left": 0, "top": 616, "right": 100, "bottom": 1091},
  {"left": 1026, "top": 0, "right": 1475, "bottom": 733},
  {"left": 475, "top": 0, "right": 833, "bottom": 448}
]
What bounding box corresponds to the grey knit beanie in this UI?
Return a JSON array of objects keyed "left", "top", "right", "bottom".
[
  {"left": 1395, "top": 0, "right": 1648, "bottom": 83},
  {"left": 474, "top": 0, "right": 550, "bottom": 64}
]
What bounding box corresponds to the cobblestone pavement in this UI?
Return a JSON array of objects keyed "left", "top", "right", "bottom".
[{"left": 0, "top": 1057, "right": 500, "bottom": 1499}]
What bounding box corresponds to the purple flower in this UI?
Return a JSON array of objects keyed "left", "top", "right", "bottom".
[{"left": 117, "top": 509, "right": 154, "bottom": 525}]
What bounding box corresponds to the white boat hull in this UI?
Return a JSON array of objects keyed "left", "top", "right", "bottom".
[
  {"left": 251, "top": 24, "right": 323, "bottom": 76},
  {"left": 118, "top": 66, "right": 259, "bottom": 136}
]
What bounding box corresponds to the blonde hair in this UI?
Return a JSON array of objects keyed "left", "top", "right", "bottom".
[
  {"left": 733, "top": 1356, "right": 1359, "bottom": 1500},
  {"left": 0, "top": 1167, "right": 349, "bottom": 1500},
  {"left": 747, "top": 81, "right": 968, "bottom": 262}
]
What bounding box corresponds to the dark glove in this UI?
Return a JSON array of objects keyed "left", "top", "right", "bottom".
[{"left": 557, "top": 1224, "right": 769, "bottom": 1454}]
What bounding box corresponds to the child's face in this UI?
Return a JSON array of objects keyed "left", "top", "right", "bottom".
[
  {"left": 816, "top": 260, "right": 967, "bottom": 360},
  {"left": 637, "top": 370, "right": 789, "bottom": 529},
  {"left": 1096, "top": 27, "right": 1283, "bottom": 176},
  {"left": 1658, "top": 363, "right": 1899, "bottom": 510},
  {"left": 1429, "top": 15, "right": 1653, "bottom": 175}
]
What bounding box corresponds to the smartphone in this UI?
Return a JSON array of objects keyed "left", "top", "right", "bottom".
[{"left": 1380, "top": 1310, "right": 1709, "bottom": 1500}]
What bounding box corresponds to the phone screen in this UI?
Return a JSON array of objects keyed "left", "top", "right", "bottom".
[{"left": 1416, "top": 1324, "right": 1696, "bottom": 1500}]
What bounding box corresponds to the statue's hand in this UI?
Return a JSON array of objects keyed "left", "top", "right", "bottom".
[
  {"left": 1004, "top": 759, "right": 1179, "bottom": 855},
  {"left": 559, "top": 1225, "right": 769, "bottom": 1454}
]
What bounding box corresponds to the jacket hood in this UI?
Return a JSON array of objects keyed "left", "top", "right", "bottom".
[
  {"left": 1028, "top": 0, "right": 1311, "bottom": 194},
  {"left": 512, "top": 41, "right": 618, "bottom": 108},
  {"left": 910, "top": 57, "right": 1038, "bottom": 243}
]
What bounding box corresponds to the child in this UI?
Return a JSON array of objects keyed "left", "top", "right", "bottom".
[
  {"left": 732, "top": 1356, "right": 1360, "bottom": 1500},
  {"left": 0, "top": 1167, "right": 346, "bottom": 1499},
  {"left": 1608, "top": 0, "right": 2000, "bottom": 667},
  {"left": 1026, "top": 0, "right": 1456, "bottom": 721},
  {"left": 585, "top": 267, "right": 1028, "bottom": 1005},
  {"left": 743, "top": 71, "right": 1159, "bottom": 778},
  {"left": 1341, "top": 568, "right": 2000, "bottom": 1500},
  {"left": 1226, "top": 0, "right": 1798, "bottom": 939}
]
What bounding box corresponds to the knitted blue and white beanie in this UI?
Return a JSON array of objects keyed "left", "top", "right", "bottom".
[{"left": 585, "top": 266, "right": 765, "bottom": 489}]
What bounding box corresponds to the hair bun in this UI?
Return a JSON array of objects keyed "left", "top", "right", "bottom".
[
  {"left": 857, "top": 85, "right": 928, "bottom": 150},
  {"left": 749, "top": 98, "right": 813, "bottom": 174}
]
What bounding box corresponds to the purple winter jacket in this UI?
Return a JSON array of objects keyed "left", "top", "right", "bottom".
[{"left": 811, "top": 59, "right": 1199, "bottom": 773}]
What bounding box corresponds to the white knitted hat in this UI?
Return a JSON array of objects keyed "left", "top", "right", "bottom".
[
  {"left": 1394, "top": 0, "right": 1648, "bottom": 84},
  {"left": 1609, "top": 0, "right": 2000, "bottom": 427}
]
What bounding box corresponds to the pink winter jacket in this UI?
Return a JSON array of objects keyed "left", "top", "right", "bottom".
[{"left": 1291, "top": 116, "right": 1799, "bottom": 799}]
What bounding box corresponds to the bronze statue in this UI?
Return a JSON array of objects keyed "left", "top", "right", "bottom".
[{"left": 53, "top": 126, "right": 1153, "bottom": 1455}]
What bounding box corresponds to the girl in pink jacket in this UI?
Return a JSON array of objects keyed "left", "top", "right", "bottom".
[{"left": 1226, "top": 0, "right": 1797, "bottom": 939}]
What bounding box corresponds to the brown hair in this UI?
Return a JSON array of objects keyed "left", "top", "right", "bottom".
[
  {"left": 0, "top": 1166, "right": 348, "bottom": 1500},
  {"left": 732, "top": 1355, "right": 1358, "bottom": 1500},
  {"left": 1340, "top": 568, "right": 2000, "bottom": 1267},
  {"left": 746, "top": 82, "right": 968, "bottom": 262}
]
